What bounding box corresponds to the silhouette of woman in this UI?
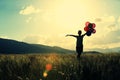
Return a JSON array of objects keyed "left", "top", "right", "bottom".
[{"left": 66, "top": 30, "right": 86, "bottom": 59}]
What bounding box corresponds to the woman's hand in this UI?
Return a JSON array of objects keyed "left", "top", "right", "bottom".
[{"left": 66, "top": 34, "right": 69, "bottom": 37}]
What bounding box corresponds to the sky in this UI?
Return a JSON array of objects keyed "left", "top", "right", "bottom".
[{"left": 0, "top": 0, "right": 120, "bottom": 50}]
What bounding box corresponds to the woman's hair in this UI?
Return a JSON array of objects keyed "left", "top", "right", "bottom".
[{"left": 78, "top": 30, "right": 82, "bottom": 35}]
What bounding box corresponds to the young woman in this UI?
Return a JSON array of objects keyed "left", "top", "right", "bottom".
[{"left": 66, "top": 30, "right": 86, "bottom": 59}]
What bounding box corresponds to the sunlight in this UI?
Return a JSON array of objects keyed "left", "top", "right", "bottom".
[
  {"left": 27, "top": 0, "right": 116, "bottom": 50},
  {"left": 55, "top": 0, "right": 87, "bottom": 28},
  {"left": 34, "top": 0, "right": 102, "bottom": 35}
]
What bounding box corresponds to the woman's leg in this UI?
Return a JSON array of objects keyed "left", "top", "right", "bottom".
[{"left": 76, "top": 46, "right": 83, "bottom": 59}]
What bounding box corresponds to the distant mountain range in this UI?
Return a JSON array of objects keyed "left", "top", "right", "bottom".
[
  {"left": 87, "top": 47, "right": 120, "bottom": 53},
  {"left": 0, "top": 38, "right": 119, "bottom": 54},
  {"left": 0, "top": 38, "right": 75, "bottom": 54}
]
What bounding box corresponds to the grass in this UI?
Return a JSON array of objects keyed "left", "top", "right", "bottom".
[{"left": 0, "top": 53, "right": 120, "bottom": 80}]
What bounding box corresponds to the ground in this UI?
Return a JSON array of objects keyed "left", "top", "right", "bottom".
[{"left": 0, "top": 53, "right": 120, "bottom": 80}]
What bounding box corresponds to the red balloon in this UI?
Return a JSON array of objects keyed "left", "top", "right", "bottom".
[
  {"left": 84, "top": 26, "right": 89, "bottom": 31},
  {"left": 92, "top": 23, "right": 96, "bottom": 28},
  {"left": 84, "top": 22, "right": 96, "bottom": 34},
  {"left": 85, "top": 22, "right": 90, "bottom": 26},
  {"left": 92, "top": 29, "right": 96, "bottom": 33}
]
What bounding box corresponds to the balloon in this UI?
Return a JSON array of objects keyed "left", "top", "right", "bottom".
[
  {"left": 85, "top": 22, "right": 90, "bottom": 26},
  {"left": 89, "top": 28, "right": 94, "bottom": 33},
  {"left": 92, "top": 23, "right": 96, "bottom": 28},
  {"left": 84, "top": 26, "right": 89, "bottom": 31},
  {"left": 86, "top": 31, "right": 91, "bottom": 36},
  {"left": 88, "top": 23, "right": 93, "bottom": 29},
  {"left": 84, "top": 22, "right": 96, "bottom": 36},
  {"left": 92, "top": 29, "right": 96, "bottom": 33}
]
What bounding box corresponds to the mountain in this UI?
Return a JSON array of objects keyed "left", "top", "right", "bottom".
[
  {"left": 87, "top": 47, "right": 120, "bottom": 53},
  {"left": 1, "top": 38, "right": 118, "bottom": 54},
  {"left": 0, "top": 38, "right": 75, "bottom": 54},
  {"left": 84, "top": 51, "right": 102, "bottom": 54}
]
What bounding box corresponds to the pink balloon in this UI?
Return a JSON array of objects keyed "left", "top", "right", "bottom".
[
  {"left": 84, "top": 22, "right": 96, "bottom": 34},
  {"left": 92, "top": 23, "right": 96, "bottom": 28},
  {"left": 85, "top": 22, "right": 90, "bottom": 26}
]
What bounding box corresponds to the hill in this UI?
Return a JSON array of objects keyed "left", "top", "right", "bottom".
[
  {"left": 87, "top": 47, "right": 120, "bottom": 53},
  {"left": 0, "top": 38, "right": 74, "bottom": 54}
]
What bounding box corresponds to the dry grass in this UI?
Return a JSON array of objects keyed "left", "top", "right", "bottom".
[{"left": 0, "top": 53, "right": 120, "bottom": 80}]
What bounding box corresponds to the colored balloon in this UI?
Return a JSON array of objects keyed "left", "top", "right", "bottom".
[
  {"left": 84, "top": 26, "right": 89, "bottom": 31},
  {"left": 89, "top": 28, "right": 94, "bottom": 33},
  {"left": 84, "top": 22, "right": 96, "bottom": 36},
  {"left": 92, "top": 29, "right": 96, "bottom": 33},
  {"left": 85, "top": 22, "right": 90, "bottom": 26},
  {"left": 92, "top": 23, "right": 96, "bottom": 28},
  {"left": 86, "top": 31, "right": 91, "bottom": 36},
  {"left": 88, "top": 23, "right": 93, "bottom": 29}
]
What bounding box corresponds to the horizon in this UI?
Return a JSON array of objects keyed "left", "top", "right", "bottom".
[
  {"left": 0, "top": 0, "right": 120, "bottom": 51},
  {"left": 0, "top": 36, "right": 120, "bottom": 53}
]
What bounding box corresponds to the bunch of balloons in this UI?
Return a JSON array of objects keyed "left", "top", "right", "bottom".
[{"left": 84, "top": 22, "right": 96, "bottom": 36}]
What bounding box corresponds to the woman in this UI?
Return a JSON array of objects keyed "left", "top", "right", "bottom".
[{"left": 66, "top": 30, "right": 86, "bottom": 59}]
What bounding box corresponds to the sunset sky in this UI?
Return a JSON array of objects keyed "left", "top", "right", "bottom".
[{"left": 0, "top": 0, "right": 120, "bottom": 50}]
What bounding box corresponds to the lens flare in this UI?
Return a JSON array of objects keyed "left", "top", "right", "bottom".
[
  {"left": 43, "top": 63, "right": 52, "bottom": 78},
  {"left": 43, "top": 72, "right": 48, "bottom": 77},
  {"left": 46, "top": 64, "right": 52, "bottom": 71}
]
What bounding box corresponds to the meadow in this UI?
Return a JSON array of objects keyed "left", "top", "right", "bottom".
[{"left": 0, "top": 53, "right": 120, "bottom": 80}]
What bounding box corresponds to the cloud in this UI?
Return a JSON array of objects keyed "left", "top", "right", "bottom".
[
  {"left": 104, "top": 30, "right": 120, "bottom": 43},
  {"left": 23, "top": 34, "right": 57, "bottom": 45},
  {"left": 104, "top": 16, "right": 115, "bottom": 22},
  {"left": 117, "top": 16, "right": 120, "bottom": 23},
  {"left": 22, "top": 34, "right": 75, "bottom": 50},
  {"left": 19, "top": 5, "right": 41, "bottom": 15},
  {"left": 90, "top": 29, "right": 120, "bottom": 45},
  {"left": 26, "top": 17, "right": 32, "bottom": 23},
  {"left": 85, "top": 17, "right": 120, "bottom": 49},
  {"left": 0, "top": 36, "right": 14, "bottom": 40},
  {"left": 95, "top": 16, "right": 115, "bottom": 23},
  {"left": 0, "top": 36, "right": 8, "bottom": 39},
  {"left": 84, "top": 29, "right": 120, "bottom": 49},
  {"left": 105, "top": 24, "right": 120, "bottom": 32},
  {"left": 23, "top": 35, "right": 40, "bottom": 44},
  {"left": 95, "top": 18, "right": 102, "bottom": 22}
]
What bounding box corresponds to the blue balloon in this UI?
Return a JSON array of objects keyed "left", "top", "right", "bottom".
[{"left": 86, "top": 31, "right": 91, "bottom": 36}]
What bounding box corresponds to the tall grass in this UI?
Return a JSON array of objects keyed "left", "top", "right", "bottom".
[{"left": 0, "top": 53, "right": 120, "bottom": 80}]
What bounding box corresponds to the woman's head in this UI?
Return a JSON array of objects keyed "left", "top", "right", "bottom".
[{"left": 78, "top": 30, "right": 82, "bottom": 35}]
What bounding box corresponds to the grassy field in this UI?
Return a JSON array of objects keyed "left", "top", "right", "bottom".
[{"left": 0, "top": 53, "right": 120, "bottom": 80}]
